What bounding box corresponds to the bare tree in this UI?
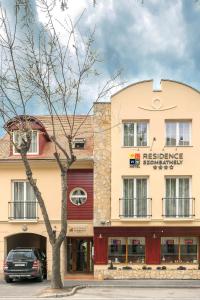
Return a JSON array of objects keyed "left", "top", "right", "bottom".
[{"left": 0, "top": 0, "right": 120, "bottom": 289}]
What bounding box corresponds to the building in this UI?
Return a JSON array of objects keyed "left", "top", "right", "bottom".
[
  {"left": 93, "top": 80, "right": 200, "bottom": 279},
  {"left": 1, "top": 79, "right": 200, "bottom": 280},
  {"left": 0, "top": 115, "right": 94, "bottom": 278}
]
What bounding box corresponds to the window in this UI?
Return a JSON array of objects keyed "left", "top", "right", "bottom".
[
  {"left": 128, "top": 237, "right": 145, "bottom": 263},
  {"left": 123, "top": 121, "right": 148, "bottom": 147},
  {"left": 11, "top": 181, "right": 37, "bottom": 219},
  {"left": 161, "top": 237, "right": 198, "bottom": 263},
  {"left": 180, "top": 237, "right": 198, "bottom": 263},
  {"left": 161, "top": 237, "right": 179, "bottom": 263},
  {"left": 164, "top": 177, "right": 192, "bottom": 218},
  {"left": 121, "top": 178, "right": 149, "bottom": 218},
  {"left": 108, "top": 238, "right": 126, "bottom": 263},
  {"left": 108, "top": 237, "right": 145, "bottom": 264},
  {"left": 165, "top": 121, "right": 191, "bottom": 146},
  {"left": 70, "top": 188, "right": 87, "bottom": 206},
  {"left": 73, "top": 138, "right": 85, "bottom": 149},
  {"left": 13, "top": 131, "right": 38, "bottom": 154}
]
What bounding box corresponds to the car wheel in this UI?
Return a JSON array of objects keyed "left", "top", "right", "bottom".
[
  {"left": 5, "top": 276, "right": 13, "bottom": 283},
  {"left": 37, "top": 270, "right": 44, "bottom": 282}
]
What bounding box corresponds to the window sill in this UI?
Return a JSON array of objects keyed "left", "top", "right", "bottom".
[
  {"left": 164, "top": 145, "right": 193, "bottom": 148},
  {"left": 12, "top": 153, "right": 39, "bottom": 156},
  {"left": 163, "top": 217, "right": 195, "bottom": 221},
  {"left": 109, "top": 262, "right": 198, "bottom": 266},
  {"left": 119, "top": 217, "right": 152, "bottom": 221},
  {"left": 108, "top": 262, "right": 145, "bottom": 266},
  {"left": 8, "top": 219, "right": 39, "bottom": 223},
  {"left": 122, "top": 146, "right": 150, "bottom": 148},
  {"left": 160, "top": 262, "right": 198, "bottom": 265}
]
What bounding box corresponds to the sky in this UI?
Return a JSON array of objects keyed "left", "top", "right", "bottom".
[
  {"left": 70, "top": 0, "right": 200, "bottom": 91},
  {"left": 1, "top": 0, "right": 200, "bottom": 112},
  {"left": 66, "top": 0, "right": 200, "bottom": 91}
]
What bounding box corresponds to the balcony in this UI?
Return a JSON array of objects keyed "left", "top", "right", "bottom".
[
  {"left": 119, "top": 198, "right": 152, "bottom": 218},
  {"left": 8, "top": 201, "right": 38, "bottom": 220},
  {"left": 162, "top": 198, "right": 195, "bottom": 218}
]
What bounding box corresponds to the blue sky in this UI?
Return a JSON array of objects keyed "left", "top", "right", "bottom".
[
  {"left": 70, "top": 0, "right": 200, "bottom": 91},
  {"left": 1, "top": 0, "right": 200, "bottom": 110}
]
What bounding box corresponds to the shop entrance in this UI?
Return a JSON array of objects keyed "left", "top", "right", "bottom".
[{"left": 67, "top": 238, "right": 93, "bottom": 273}]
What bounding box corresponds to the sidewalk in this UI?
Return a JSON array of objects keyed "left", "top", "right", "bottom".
[
  {"left": 0, "top": 279, "right": 200, "bottom": 298},
  {"left": 41, "top": 279, "right": 200, "bottom": 297},
  {"left": 63, "top": 279, "right": 200, "bottom": 288}
]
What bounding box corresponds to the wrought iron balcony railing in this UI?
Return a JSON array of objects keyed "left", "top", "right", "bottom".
[
  {"left": 8, "top": 201, "right": 38, "bottom": 220},
  {"left": 162, "top": 197, "right": 195, "bottom": 218},
  {"left": 119, "top": 198, "right": 152, "bottom": 218}
]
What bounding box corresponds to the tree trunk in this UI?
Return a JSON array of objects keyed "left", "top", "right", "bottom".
[{"left": 51, "top": 242, "right": 63, "bottom": 289}]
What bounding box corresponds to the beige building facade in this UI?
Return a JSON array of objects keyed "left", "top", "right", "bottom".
[
  {"left": 0, "top": 116, "right": 94, "bottom": 279},
  {"left": 93, "top": 80, "right": 200, "bottom": 279},
  {"left": 2, "top": 80, "right": 200, "bottom": 281}
]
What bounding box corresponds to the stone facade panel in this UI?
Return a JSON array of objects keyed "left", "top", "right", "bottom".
[{"left": 93, "top": 103, "right": 111, "bottom": 226}]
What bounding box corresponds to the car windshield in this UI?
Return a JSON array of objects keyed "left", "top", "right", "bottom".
[{"left": 7, "top": 251, "right": 34, "bottom": 260}]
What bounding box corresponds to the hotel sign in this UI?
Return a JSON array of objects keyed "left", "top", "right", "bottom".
[
  {"left": 129, "top": 152, "right": 183, "bottom": 170},
  {"left": 67, "top": 223, "right": 93, "bottom": 236}
]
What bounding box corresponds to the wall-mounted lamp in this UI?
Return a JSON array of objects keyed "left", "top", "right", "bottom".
[
  {"left": 100, "top": 220, "right": 111, "bottom": 226},
  {"left": 98, "top": 233, "right": 102, "bottom": 239},
  {"left": 22, "top": 224, "right": 28, "bottom": 232},
  {"left": 153, "top": 233, "right": 157, "bottom": 239}
]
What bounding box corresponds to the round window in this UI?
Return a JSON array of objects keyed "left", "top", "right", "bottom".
[{"left": 70, "top": 188, "right": 87, "bottom": 206}]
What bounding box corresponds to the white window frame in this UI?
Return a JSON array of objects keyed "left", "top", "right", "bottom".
[
  {"left": 70, "top": 187, "right": 87, "bottom": 206},
  {"left": 13, "top": 130, "right": 39, "bottom": 155},
  {"left": 12, "top": 180, "right": 37, "bottom": 220},
  {"left": 122, "top": 121, "right": 149, "bottom": 147},
  {"left": 121, "top": 176, "right": 149, "bottom": 218},
  {"left": 164, "top": 176, "right": 192, "bottom": 218},
  {"left": 165, "top": 121, "right": 192, "bottom": 146}
]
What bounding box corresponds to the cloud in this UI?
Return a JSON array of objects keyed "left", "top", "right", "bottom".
[
  {"left": 73, "top": 0, "right": 200, "bottom": 92},
  {"left": 1, "top": 0, "right": 200, "bottom": 114}
]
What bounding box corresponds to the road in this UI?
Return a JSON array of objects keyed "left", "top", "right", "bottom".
[
  {"left": 1, "top": 287, "right": 200, "bottom": 300},
  {"left": 0, "top": 279, "right": 49, "bottom": 298},
  {"left": 0, "top": 280, "right": 200, "bottom": 299},
  {"left": 64, "top": 287, "right": 200, "bottom": 300}
]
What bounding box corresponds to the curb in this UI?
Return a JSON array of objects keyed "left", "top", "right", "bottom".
[
  {"left": 85, "top": 284, "right": 200, "bottom": 289},
  {"left": 39, "top": 285, "right": 86, "bottom": 298}
]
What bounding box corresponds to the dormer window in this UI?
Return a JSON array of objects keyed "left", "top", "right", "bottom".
[
  {"left": 73, "top": 138, "right": 85, "bottom": 149},
  {"left": 13, "top": 130, "right": 39, "bottom": 155}
]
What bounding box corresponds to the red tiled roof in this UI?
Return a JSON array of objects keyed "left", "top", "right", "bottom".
[{"left": 0, "top": 115, "right": 94, "bottom": 161}]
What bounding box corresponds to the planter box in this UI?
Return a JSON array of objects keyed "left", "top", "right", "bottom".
[{"left": 94, "top": 268, "right": 200, "bottom": 280}]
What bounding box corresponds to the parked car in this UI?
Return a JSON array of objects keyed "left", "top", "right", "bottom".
[{"left": 3, "top": 247, "right": 46, "bottom": 283}]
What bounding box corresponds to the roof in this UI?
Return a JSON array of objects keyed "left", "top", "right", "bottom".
[
  {"left": 0, "top": 115, "right": 94, "bottom": 161},
  {"left": 111, "top": 79, "right": 200, "bottom": 98}
]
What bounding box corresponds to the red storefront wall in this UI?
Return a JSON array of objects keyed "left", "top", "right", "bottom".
[
  {"left": 94, "top": 227, "right": 200, "bottom": 265},
  {"left": 67, "top": 169, "right": 93, "bottom": 220},
  {"left": 145, "top": 237, "right": 161, "bottom": 264},
  {"left": 94, "top": 236, "right": 108, "bottom": 264}
]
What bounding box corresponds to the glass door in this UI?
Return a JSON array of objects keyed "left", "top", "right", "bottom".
[{"left": 67, "top": 238, "right": 93, "bottom": 273}]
